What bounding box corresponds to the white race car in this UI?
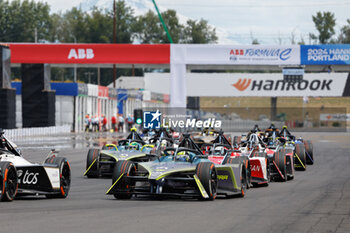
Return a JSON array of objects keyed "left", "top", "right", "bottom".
[{"left": 0, "top": 131, "right": 71, "bottom": 202}]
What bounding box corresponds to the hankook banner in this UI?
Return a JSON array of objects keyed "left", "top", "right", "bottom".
[{"left": 146, "top": 72, "right": 350, "bottom": 97}]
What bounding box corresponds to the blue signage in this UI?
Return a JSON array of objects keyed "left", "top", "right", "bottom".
[
  {"left": 117, "top": 89, "right": 128, "bottom": 115},
  {"left": 301, "top": 45, "right": 350, "bottom": 65}
]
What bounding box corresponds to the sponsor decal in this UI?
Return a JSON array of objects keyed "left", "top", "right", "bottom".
[
  {"left": 251, "top": 165, "right": 261, "bottom": 172},
  {"left": 320, "top": 114, "right": 350, "bottom": 122},
  {"left": 232, "top": 78, "right": 333, "bottom": 92},
  {"left": 68, "top": 48, "right": 94, "bottom": 59},
  {"left": 232, "top": 79, "right": 251, "bottom": 91},
  {"left": 301, "top": 45, "right": 350, "bottom": 65},
  {"left": 17, "top": 169, "right": 23, "bottom": 178},
  {"left": 229, "top": 47, "right": 294, "bottom": 62},
  {"left": 19, "top": 170, "right": 39, "bottom": 185},
  {"left": 155, "top": 167, "right": 169, "bottom": 172},
  {"left": 217, "top": 175, "right": 229, "bottom": 180},
  {"left": 98, "top": 86, "right": 109, "bottom": 98}
]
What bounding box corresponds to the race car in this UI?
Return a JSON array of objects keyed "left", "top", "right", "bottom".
[
  {"left": 84, "top": 128, "right": 157, "bottom": 178},
  {"left": 279, "top": 126, "right": 314, "bottom": 168},
  {"left": 200, "top": 131, "right": 252, "bottom": 189},
  {"left": 106, "top": 134, "right": 249, "bottom": 200},
  {"left": 192, "top": 128, "right": 230, "bottom": 147},
  {"left": 233, "top": 131, "right": 294, "bottom": 184},
  {"left": 0, "top": 130, "right": 71, "bottom": 202}
]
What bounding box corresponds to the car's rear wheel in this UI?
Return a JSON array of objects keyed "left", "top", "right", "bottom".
[
  {"left": 0, "top": 162, "right": 18, "bottom": 202},
  {"left": 275, "top": 149, "right": 287, "bottom": 182},
  {"left": 45, "top": 157, "right": 71, "bottom": 198},
  {"left": 196, "top": 162, "right": 218, "bottom": 200},
  {"left": 112, "top": 160, "right": 136, "bottom": 199},
  {"left": 85, "top": 149, "right": 100, "bottom": 178},
  {"left": 239, "top": 163, "right": 247, "bottom": 197},
  {"left": 304, "top": 140, "right": 314, "bottom": 165},
  {"left": 295, "top": 143, "right": 307, "bottom": 171}
]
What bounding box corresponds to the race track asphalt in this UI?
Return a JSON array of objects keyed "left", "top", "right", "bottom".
[{"left": 1, "top": 132, "right": 349, "bottom": 233}]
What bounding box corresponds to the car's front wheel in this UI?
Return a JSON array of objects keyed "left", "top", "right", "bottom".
[
  {"left": 45, "top": 157, "right": 71, "bottom": 198},
  {"left": 0, "top": 162, "right": 18, "bottom": 202},
  {"left": 196, "top": 162, "right": 218, "bottom": 200}
]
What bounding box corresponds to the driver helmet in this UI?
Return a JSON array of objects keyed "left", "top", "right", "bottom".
[
  {"left": 128, "top": 141, "right": 139, "bottom": 150},
  {"left": 214, "top": 146, "right": 227, "bottom": 155},
  {"left": 176, "top": 151, "right": 190, "bottom": 162}
]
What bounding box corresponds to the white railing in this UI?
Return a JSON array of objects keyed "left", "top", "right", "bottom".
[{"left": 4, "top": 125, "right": 71, "bottom": 139}]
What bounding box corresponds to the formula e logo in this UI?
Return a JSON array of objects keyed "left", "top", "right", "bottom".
[
  {"left": 20, "top": 170, "right": 39, "bottom": 185},
  {"left": 143, "top": 110, "right": 161, "bottom": 129},
  {"left": 68, "top": 48, "right": 94, "bottom": 59},
  {"left": 232, "top": 79, "right": 252, "bottom": 91}
]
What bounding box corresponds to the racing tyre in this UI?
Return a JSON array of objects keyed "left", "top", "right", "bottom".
[
  {"left": 245, "top": 160, "right": 252, "bottom": 189},
  {"left": 196, "top": 162, "right": 218, "bottom": 200},
  {"left": 274, "top": 149, "right": 287, "bottom": 182},
  {"left": 294, "top": 143, "right": 307, "bottom": 171},
  {"left": 304, "top": 140, "right": 314, "bottom": 165},
  {"left": 0, "top": 162, "right": 18, "bottom": 202},
  {"left": 45, "top": 157, "right": 71, "bottom": 198},
  {"left": 85, "top": 149, "right": 100, "bottom": 178},
  {"left": 239, "top": 163, "right": 247, "bottom": 197},
  {"left": 112, "top": 160, "right": 136, "bottom": 199}
]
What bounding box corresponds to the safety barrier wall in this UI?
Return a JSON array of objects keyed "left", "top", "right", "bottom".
[{"left": 4, "top": 125, "right": 71, "bottom": 140}]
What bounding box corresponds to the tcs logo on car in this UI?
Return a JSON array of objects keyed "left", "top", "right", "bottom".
[
  {"left": 68, "top": 48, "right": 94, "bottom": 59},
  {"left": 18, "top": 170, "right": 39, "bottom": 185}
]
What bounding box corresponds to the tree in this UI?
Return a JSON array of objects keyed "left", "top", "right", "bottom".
[
  {"left": 113, "top": 0, "right": 136, "bottom": 43},
  {"left": 134, "top": 9, "right": 183, "bottom": 43},
  {"left": 158, "top": 10, "right": 183, "bottom": 43},
  {"left": 134, "top": 10, "right": 162, "bottom": 43},
  {"left": 250, "top": 31, "right": 259, "bottom": 45},
  {"left": 183, "top": 19, "right": 217, "bottom": 44},
  {"left": 338, "top": 19, "right": 350, "bottom": 44},
  {"left": 86, "top": 7, "right": 112, "bottom": 43},
  {"left": 0, "top": 0, "right": 52, "bottom": 42},
  {"left": 310, "top": 11, "right": 336, "bottom": 44}
]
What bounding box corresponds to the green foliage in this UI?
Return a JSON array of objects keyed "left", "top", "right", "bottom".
[
  {"left": 252, "top": 39, "right": 259, "bottom": 45},
  {"left": 114, "top": 1, "right": 136, "bottom": 43},
  {"left": 311, "top": 11, "right": 336, "bottom": 44},
  {"left": 0, "top": 0, "right": 217, "bottom": 45},
  {"left": 133, "top": 10, "right": 162, "bottom": 43},
  {"left": 1, "top": 0, "right": 217, "bottom": 85},
  {"left": 0, "top": 0, "right": 52, "bottom": 42},
  {"left": 183, "top": 19, "right": 218, "bottom": 44},
  {"left": 338, "top": 19, "right": 350, "bottom": 44}
]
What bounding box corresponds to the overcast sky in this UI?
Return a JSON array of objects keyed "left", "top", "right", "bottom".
[{"left": 33, "top": 0, "right": 350, "bottom": 44}]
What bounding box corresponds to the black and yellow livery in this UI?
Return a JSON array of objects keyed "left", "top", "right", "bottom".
[
  {"left": 84, "top": 129, "right": 157, "bottom": 178},
  {"left": 106, "top": 135, "right": 248, "bottom": 200}
]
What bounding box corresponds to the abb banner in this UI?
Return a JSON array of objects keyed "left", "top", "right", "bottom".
[{"left": 9, "top": 44, "right": 170, "bottom": 64}]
